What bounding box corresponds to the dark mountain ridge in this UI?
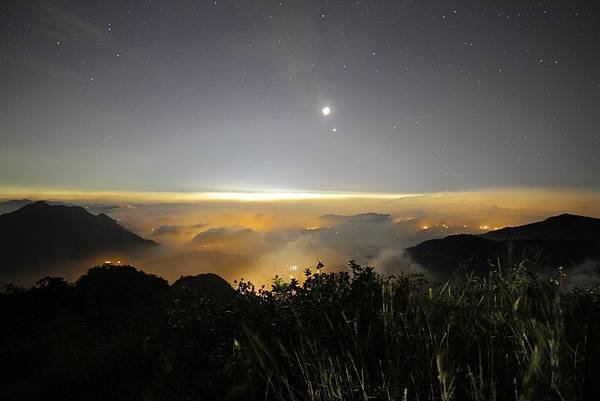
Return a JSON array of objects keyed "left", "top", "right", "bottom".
[
  {"left": 0, "top": 199, "right": 33, "bottom": 215},
  {"left": 481, "top": 213, "right": 600, "bottom": 241},
  {"left": 0, "top": 198, "right": 120, "bottom": 217},
  {"left": 406, "top": 213, "right": 600, "bottom": 279},
  {"left": 0, "top": 201, "right": 156, "bottom": 275},
  {"left": 172, "top": 273, "right": 235, "bottom": 299}
]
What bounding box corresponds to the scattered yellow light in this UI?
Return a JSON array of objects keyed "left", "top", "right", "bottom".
[{"left": 421, "top": 225, "right": 429, "bottom": 230}]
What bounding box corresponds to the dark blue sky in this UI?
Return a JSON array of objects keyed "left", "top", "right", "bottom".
[{"left": 1, "top": 0, "right": 599, "bottom": 194}]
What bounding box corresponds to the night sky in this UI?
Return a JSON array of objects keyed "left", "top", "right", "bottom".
[{"left": 1, "top": 0, "right": 599, "bottom": 194}]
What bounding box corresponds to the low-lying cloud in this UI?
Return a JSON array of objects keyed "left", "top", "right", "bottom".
[
  {"left": 137, "top": 212, "right": 459, "bottom": 283},
  {"left": 152, "top": 223, "right": 208, "bottom": 237},
  {"left": 3, "top": 188, "right": 600, "bottom": 286}
]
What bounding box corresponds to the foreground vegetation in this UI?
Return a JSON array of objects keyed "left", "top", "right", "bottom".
[{"left": 1, "top": 261, "right": 598, "bottom": 401}]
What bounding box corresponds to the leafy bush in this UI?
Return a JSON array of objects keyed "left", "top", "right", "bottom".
[{"left": 1, "top": 261, "right": 598, "bottom": 401}]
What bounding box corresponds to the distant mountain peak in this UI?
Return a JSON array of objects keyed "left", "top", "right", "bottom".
[
  {"left": 0, "top": 202, "right": 156, "bottom": 277},
  {"left": 172, "top": 273, "right": 234, "bottom": 299},
  {"left": 404, "top": 213, "right": 600, "bottom": 279},
  {"left": 482, "top": 213, "right": 600, "bottom": 241},
  {"left": 544, "top": 213, "right": 594, "bottom": 222},
  {"left": 23, "top": 200, "right": 51, "bottom": 209},
  {"left": 15, "top": 201, "right": 98, "bottom": 222}
]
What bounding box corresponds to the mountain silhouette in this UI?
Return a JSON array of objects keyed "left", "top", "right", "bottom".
[
  {"left": 0, "top": 201, "right": 156, "bottom": 275},
  {"left": 0, "top": 199, "right": 33, "bottom": 215},
  {"left": 0, "top": 198, "right": 120, "bottom": 216},
  {"left": 406, "top": 234, "right": 502, "bottom": 276},
  {"left": 481, "top": 213, "right": 600, "bottom": 241},
  {"left": 406, "top": 214, "right": 600, "bottom": 279},
  {"left": 172, "top": 273, "right": 235, "bottom": 299}
]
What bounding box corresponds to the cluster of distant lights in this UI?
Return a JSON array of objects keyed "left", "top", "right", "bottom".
[
  {"left": 282, "top": 220, "right": 506, "bottom": 279},
  {"left": 285, "top": 262, "right": 326, "bottom": 280},
  {"left": 305, "top": 222, "right": 500, "bottom": 232},
  {"left": 420, "top": 224, "right": 500, "bottom": 231}
]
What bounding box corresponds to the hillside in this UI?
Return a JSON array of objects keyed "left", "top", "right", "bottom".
[
  {"left": 172, "top": 273, "right": 235, "bottom": 300},
  {"left": 0, "top": 201, "right": 156, "bottom": 275},
  {"left": 482, "top": 213, "right": 600, "bottom": 241},
  {"left": 0, "top": 199, "right": 33, "bottom": 215},
  {"left": 406, "top": 214, "right": 600, "bottom": 279},
  {"left": 0, "top": 199, "right": 120, "bottom": 216}
]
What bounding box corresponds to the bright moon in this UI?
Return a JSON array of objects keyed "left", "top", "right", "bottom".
[{"left": 322, "top": 106, "right": 331, "bottom": 116}]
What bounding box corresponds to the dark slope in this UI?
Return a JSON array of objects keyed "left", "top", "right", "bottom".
[
  {"left": 406, "top": 234, "right": 502, "bottom": 276},
  {"left": 0, "top": 199, "right": 120, "bottom": 216},
  {"left": 0, "top": 199, "right": 33, "bottom": 216},
  {"left": 172, "top": 273, "right": 235, "bottom": 299},
  {"left": 482, "top": 213, "right": 600, "bottom": 241},
  {"left": 406, "top": 214, "right": 600, "bottom": 279},
  {"left": 0, "top": 201, "right": 156, "bottom": 273}
]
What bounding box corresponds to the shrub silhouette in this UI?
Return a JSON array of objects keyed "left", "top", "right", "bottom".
[{"left": 0, "top": 261, "right": 598, "bottom": 401}]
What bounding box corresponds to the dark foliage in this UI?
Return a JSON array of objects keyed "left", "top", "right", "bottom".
[{"left": 0, "top": 262, "right": 598, "bottom": 401}]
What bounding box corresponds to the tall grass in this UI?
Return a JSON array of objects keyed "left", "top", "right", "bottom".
[
  {"left": 236, "top": 261, "right": 596, "bottom": 401},
  {"left": 3, "top": 262, "right": 597, "bottom": 400}
]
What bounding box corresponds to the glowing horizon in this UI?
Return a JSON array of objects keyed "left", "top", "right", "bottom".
[
  {"left": 0, "top": 185, "right": 422, "bottom": 203},
  {"left": 2, "top": 185, "right": 600, "bottom": 208},
  {"left": 2, "top": 183, "right": 600, "bottom": 286}
]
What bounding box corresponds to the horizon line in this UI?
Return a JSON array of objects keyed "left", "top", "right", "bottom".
[{"left": 1, "top": 185, "right": 599, "bottom": 204}]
